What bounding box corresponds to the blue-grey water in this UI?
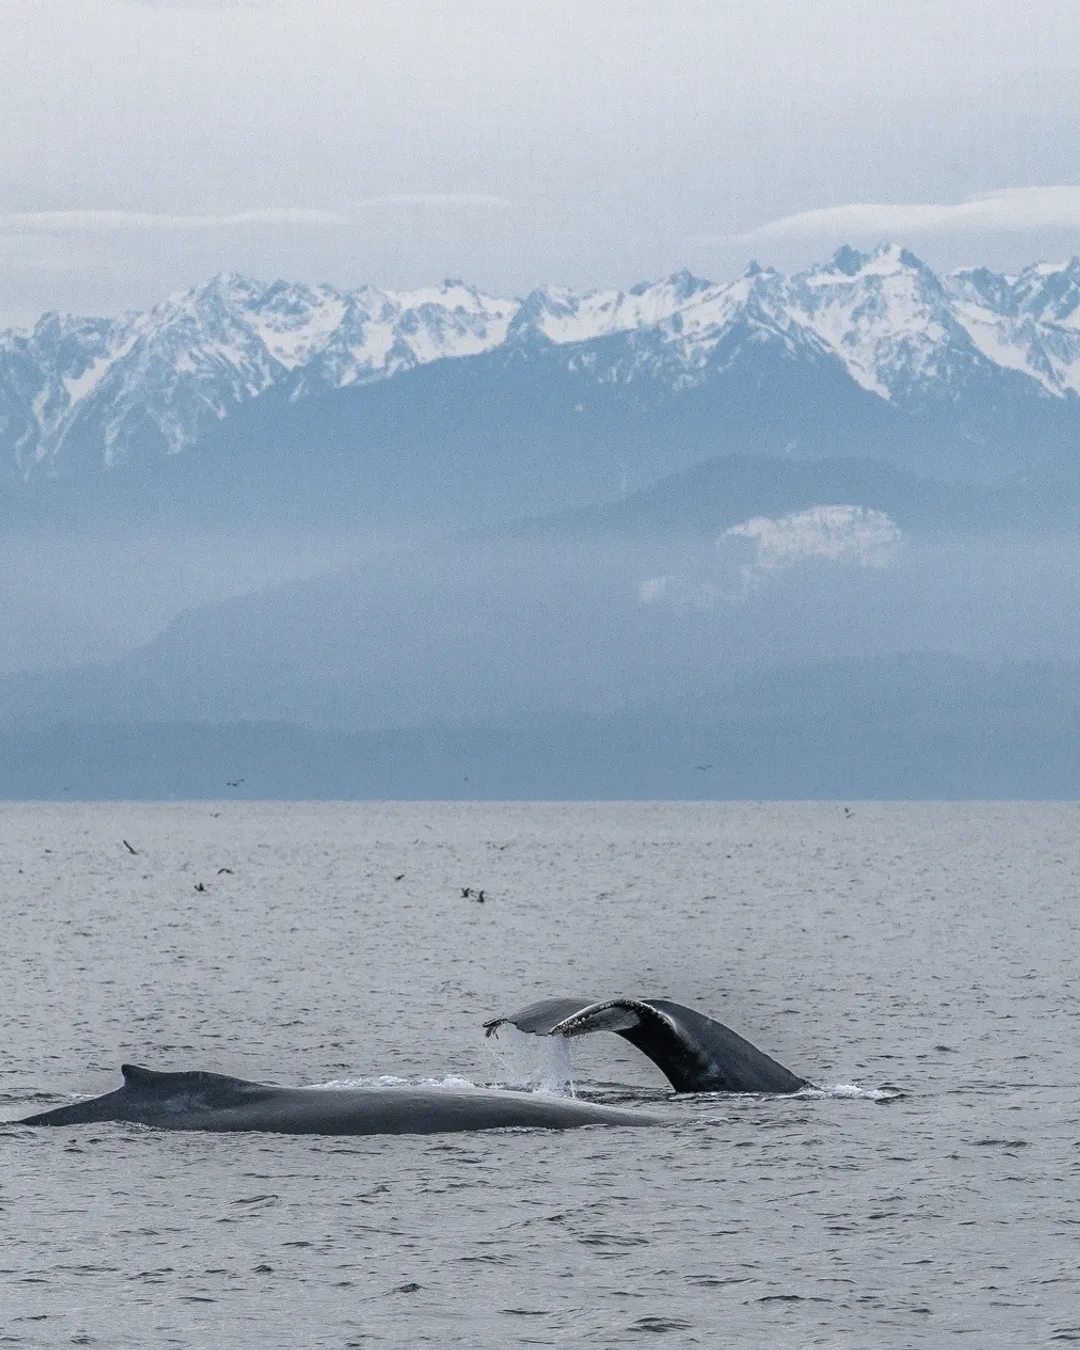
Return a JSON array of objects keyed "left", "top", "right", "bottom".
[{"left": 2, "top": 801, "right": 1079, "bottom": 1348}]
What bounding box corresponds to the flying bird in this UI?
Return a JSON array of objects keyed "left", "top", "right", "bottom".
[
  {"left": 226, "top": 778, "right": 244, "bottom": 788},
  {"left": 194, "top": 882, "right": 207, "bottom": 893},
  {"left": 122, "top": 840, "right": 138, "bottom": 855}
]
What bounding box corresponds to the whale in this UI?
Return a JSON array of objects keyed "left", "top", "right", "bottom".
[
  {"left": 484, "top": 997, "right": 809, "bottom": 1094},
  {"left": 16, "top": 1064, "right": 659, "bottom": 1136}
]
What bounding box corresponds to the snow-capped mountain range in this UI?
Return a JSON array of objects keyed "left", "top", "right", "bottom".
[{"left": 5, "top": 242, "right": 1080, "bottom": 481}]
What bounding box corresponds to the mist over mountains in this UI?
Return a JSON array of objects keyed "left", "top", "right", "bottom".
[{"left": 4, "top": 244, "right": 1080, "bottom": 798}]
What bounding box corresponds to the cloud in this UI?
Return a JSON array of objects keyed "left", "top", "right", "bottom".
[
  {"left": 723, "top": 505, "right": 902, "bottom": 582},
  {"left": 119, "top": 1, "right": 266, "bottom": 8},
  {"left": 701, "top": 186, "right": 1080, "bottom": 246},
  {"left": 366, "top": 194, "right": 513, "bottom": 209},
  {"left": 0, "top": 209, "right": 349, "bottom": 233},
  {"left": 637, "top": 507, "right": 902, "bottom": 613},
  {"left": 637, "top": 576, "right": 672, "bottom": 604},
  {"left": 0, "top": 198, "right": 513, "bottom": 234},
  {"left": 637, "top": 575, "right": 720, "bottom": 610}
]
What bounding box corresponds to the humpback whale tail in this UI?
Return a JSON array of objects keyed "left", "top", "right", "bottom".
[{"left": 484, "top": 997, "right": 809, "bottom": 1094}]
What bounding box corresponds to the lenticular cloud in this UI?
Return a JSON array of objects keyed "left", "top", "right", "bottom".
[{"left": 715, "top": 186, "right": 1080, "bottom": 245}]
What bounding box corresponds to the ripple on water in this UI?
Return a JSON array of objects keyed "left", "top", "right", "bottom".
[{"left": 4, "top": 800, "right": 1080, "bottom": 1348}]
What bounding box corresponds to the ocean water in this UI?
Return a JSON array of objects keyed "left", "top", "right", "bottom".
[{"left": 2, "top": 800, "right": 1079, "bottom": 1348}]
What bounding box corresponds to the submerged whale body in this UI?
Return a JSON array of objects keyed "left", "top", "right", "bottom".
[
  {"left": 17, "top": 1064, "right": 659, "bottom": 1136},
  {"left": 485, "top": 997, "right": 809, "bottom": 1094}
]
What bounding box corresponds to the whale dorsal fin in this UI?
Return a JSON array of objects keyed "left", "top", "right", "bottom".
[
  {"left": 121, "top": 1063, "right": 165, "bottom": 1086},
  {"left": 120, "top": 1064, "right": 250, "bottom": 1093}
]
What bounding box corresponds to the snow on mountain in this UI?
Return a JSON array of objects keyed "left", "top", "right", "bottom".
[
  {"left": 945, "top": 258, "right": 1080, "bottom": 396},
  {"left": 3, "top": 274, "right": 520, "bottom": 472},
  {"left": 290, "top": 279, "right": 518, "bottom": 394},
  {"left": 5, "top": 246, "right": 1080, "bottom": 476},
  {"left": 785, "top": 244, "right": 975, "bottom": 399},
  {"left": 621, "top": 264, "right": 837, "bottom": 389},
  {"left": 506, "top": 269, "right": 713, "bottom": 346},
  {"left": 0, "top": 312, "right": 129, "bottom": 469},
  {"left": 525, "top": 244, "right": 1080, "bottom": 404}
]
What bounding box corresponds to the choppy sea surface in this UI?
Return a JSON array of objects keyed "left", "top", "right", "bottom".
[{"left": 2, "top": 801, "right": 1079, "bottom": 1348}]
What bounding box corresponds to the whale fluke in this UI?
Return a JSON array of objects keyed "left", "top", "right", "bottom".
[{"left": 484, "top": 997, "right": 809, "bottom": 1094}]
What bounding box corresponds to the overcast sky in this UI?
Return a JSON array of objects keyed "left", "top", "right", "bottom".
[{"left": 2, "top": 0, "right": 1079, "bottom": 323}]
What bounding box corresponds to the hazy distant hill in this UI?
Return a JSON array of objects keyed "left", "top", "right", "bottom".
[
  {"left": 4, "top": 655, "right": 1079, "bottom": 800},
  {"left": 3, "top": 447, "right": 1080, "bottom": 736},
  {"left": 5, "top": 246, "right": 1080, "bottom": 797}
]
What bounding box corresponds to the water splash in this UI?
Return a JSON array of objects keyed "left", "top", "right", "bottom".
[
  {"left": 797, "top": 1083, "right": 905, "bottom": 1102},
  {"left": 483, "top": 1025, "right": 577, "bottom": 1097},
  {"left": 309, "top": 1075, "right": 408, "bottom": 1089},
  {"left": 311, "top": 1074, "right": 482, "bottom": 1091}
]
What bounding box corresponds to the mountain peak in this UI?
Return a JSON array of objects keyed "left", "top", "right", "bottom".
[
  {"left": 830, "top": 245, "right": 866, "bottom": 277},
  {"left": 873, "top": 242, "right": 923, "bottom": 268},
  {"left": 505, "top": 286, "right": 576, "bottom": 342},
  {"left": 826, "top": 243, "right": 929, "bottom": 279},
  {"left": 8, "top": 248, "right": 1080, "bottom": 479},
  {"left": 664, "top": 267, "right": 714, "bottom": 296}
]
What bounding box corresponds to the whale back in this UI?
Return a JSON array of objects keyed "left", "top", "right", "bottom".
[
  {"left": 18, "top": 1066, "right": 660, "bottom": 1134},
  {"left": 17, "top": 1064, "right": 268, "bottom": 1127},
  {"left": 485, "top": 996, "right": 808, "bottom": 1094}
]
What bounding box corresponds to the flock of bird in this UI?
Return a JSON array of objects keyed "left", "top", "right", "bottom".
[
  {"left": 120, "top": 831, "right": 492, "bottom": 901},
  {"left": 117, "top": 801, "right": 859, "bottom": 901}
]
